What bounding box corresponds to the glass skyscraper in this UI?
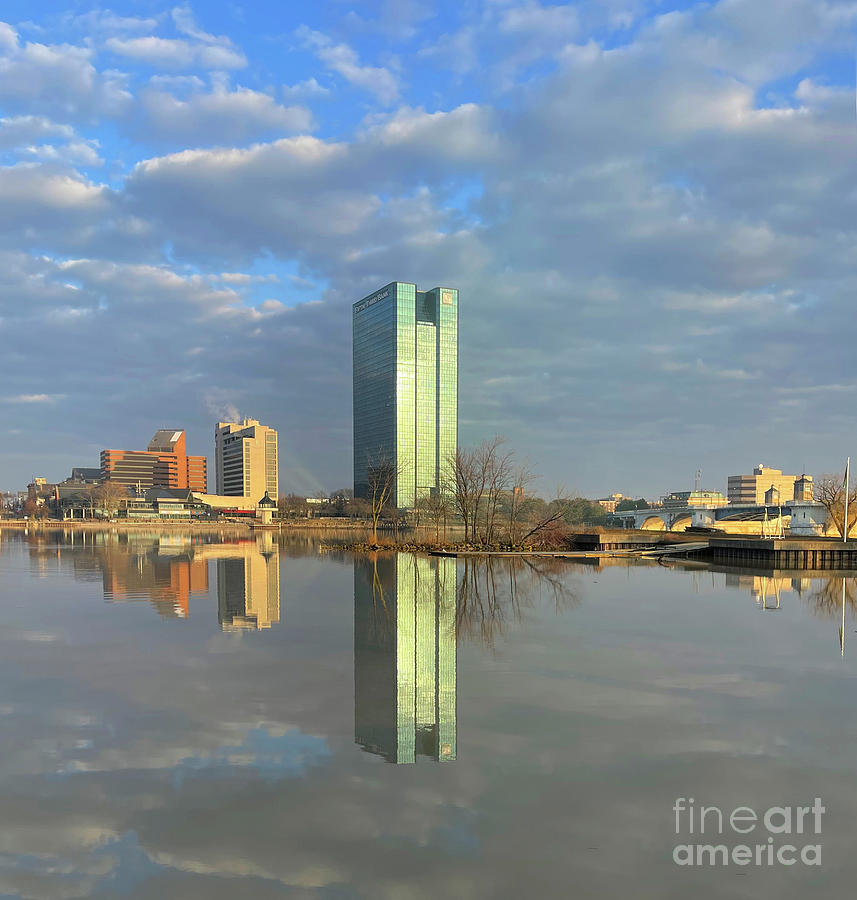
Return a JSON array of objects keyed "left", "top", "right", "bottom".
[
  {"left": 353, "top": 554, "right": 457, "bottom": 763},
  {"left": 353, "top": 281, "right": 458, "bottom": 509}
]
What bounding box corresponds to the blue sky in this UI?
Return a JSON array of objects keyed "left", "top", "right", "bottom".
[{"left": 1, "top": 0, "right": 856, "bottom": 497}]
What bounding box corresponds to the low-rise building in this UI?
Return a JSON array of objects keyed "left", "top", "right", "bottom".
[
  {"left": 662, "top": 490, "right": 729, "bottom": 509},
  {"left": 191, "top": 493, "right": 260, "bottom": 517},
  {"left": 122, "top": 488, "right": 209, "bottom": 520},
  {"left": 596, "top": 493, "right": 626, "bottom": 514}
]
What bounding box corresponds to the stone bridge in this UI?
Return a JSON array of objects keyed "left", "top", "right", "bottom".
[{"left": 611, "top": 504, "right": 799, "bottom": 532}]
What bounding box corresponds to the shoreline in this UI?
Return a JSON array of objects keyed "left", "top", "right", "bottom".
[{"left": 0, "top": 518, "right": 371, "bottom": 532}]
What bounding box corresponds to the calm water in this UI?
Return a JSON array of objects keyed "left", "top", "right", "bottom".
[{"left": 2, "top": 529, "right": 857, "bottom": 899}]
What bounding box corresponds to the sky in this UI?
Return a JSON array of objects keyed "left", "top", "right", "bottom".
[{"left": 0, "top": 0, "right": 856, "bottom": 499}]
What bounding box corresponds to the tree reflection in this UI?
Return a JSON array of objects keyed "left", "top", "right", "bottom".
[
  {"left": 457, "top": 556, "right": 580, "bottom": 648},
  {"left": 804, "top": 577, "right": 857, "bottom": 620}
]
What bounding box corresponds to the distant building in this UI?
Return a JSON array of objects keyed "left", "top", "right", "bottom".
[
  {"left": 662, "top": 490, "right": 729, "bottom": 509},
  {"left": 101, "top": 429, "right": 207, "bottom": 492},
  {"left": 727, "top": 465, "right": 803, "bottom": 505},
  {"left": 353, "top": 281, "right": 458, "bottom": 509},
  {"left": 793, "top": 474, "right": 814, "bottom": 502},
  {"left": 27, "top": 477, "right": 52, "bottom": 504},
  {"left": 69, "top": 467, "right": 101, "bottom": 484},
  {"left": 214, "top": 418, "right": 278, "bottom": 500},
  {"left": 597, "top": 493, "right": 626, "bottom": 514},
  {"left": 191, "top": 493, "right": 259, "bottom": 517},
  {"left": 257, "top": 492, "right": 277, "bottom": 525},
  {"left": 122, "top": 488, "right": 209, "bottom": 520}
]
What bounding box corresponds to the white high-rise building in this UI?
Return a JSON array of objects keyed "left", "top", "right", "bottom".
[{"left": 214, "top": 419, "right": 278, "bottom": 500}]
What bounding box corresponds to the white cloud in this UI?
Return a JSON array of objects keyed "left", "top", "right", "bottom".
[
  {"left": 0, "top": 115, "right": 74, "bottom": 148},
  {"left": 282, "top": 77, "right": 330, "bottom": 100},
  {"left": 499, "top": 2, "right": 579, "bottom": 37},
  {"left": 21, "top": 140, "right": 103, "bottom": 167},
  {"left": 296, "top": 27, "right": 399, "bottom": 105},
  {"left": 361, "top": 104, "right": 500, "bottom": 163},
  {"left": 0, "top": 21, "right": 18, "bottom": 51},
  {"left": 0, "top": 27, "right": 131, "bottom": 119},
  {"left": 2, "top": 0, "right": 857, "bottom": 494},
  {"left": 64, "top": 9, "right": 159, "bottom": 36},
  {"left": 138, "top": 84, "right": 313, "bottom": 145},
  {"left": 171, "top": 5, "right": 231, "bottom": 46},
  {"left": 2, "top": 393, "right": 62, "bottom": 403},
  {"left": 218, "top": 272, "right": 279, "bottom": 284},
  {"left": 104, "top": 36, "right": 246, "bottom": 70},
  {"left": 0, "top": 166, "right": 107, "bottom": 212},
  {"left": 147, "top": 73, "right": 205, "bottom": 92}
]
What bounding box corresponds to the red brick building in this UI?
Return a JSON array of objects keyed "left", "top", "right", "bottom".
[{"left": 101, "top": 430, "right": 207, "bottom": 492}]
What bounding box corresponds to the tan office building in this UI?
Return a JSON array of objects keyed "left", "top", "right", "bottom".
[
  {"left": 214, "top": 418, "right": 278, "bottom": 500},
  {"left": 727, "top": 465, "right": 807, "bottom": 505}
]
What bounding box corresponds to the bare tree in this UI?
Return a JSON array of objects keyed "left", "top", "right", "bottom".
[
  {"left": 416, "top": 491, "right": 453, "bottom": 543},
  {"left": 507, "top": 462, "right": 537, "bottom": 547},
  {"left": 447, "top": 447, "right": 477, "bottom": 545},
  {"left": 517, "top": 487, "right": 571, "bottom": 548},
  {"left": 278, "top": 494, "right": 308, "bottom": 518},
  {"left": 447, "top": 436, "right": 512, "bottom": 547},
  {"left": 816, "top": 471, "right": 857, "bottom": 538},
  {"left": 480, "top": 437, "right": 514, "bottom": 546},
  {"left": 365, "top": 450, "right": 399, "bottom": 545},
  {"left": 94, "top": 480, "right": 129, "bottom": 518}
]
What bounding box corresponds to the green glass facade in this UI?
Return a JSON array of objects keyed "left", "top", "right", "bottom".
[
  {"left": 353, "top": 554, "right": 457, "bottom": 763},
  {"left": 353, "top": 281, "right": 458, "bottom": 508}
]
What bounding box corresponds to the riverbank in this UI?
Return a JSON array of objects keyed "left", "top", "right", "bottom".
[
  {"left": 0, "top": 518, "right": 253, "bottom": 531},
  {"left": 329, "top": 530, "right": 857, "bottom": 569},
  {"left": 0, "top": 517, "right": 370, "bottom": 533},
  {"left": 328, "top": 528, "right": 697, "bottom": 555}
]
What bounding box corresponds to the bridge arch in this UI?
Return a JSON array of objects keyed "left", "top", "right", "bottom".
[
  {"left": 670, "top": 515, "right": 692, "bottom": 532},
  {"left": 640, "top": 515, "right": 666, "bottom": 531}
]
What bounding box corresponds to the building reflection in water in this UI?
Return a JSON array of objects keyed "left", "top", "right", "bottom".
[
  {"left": 100, "top": 537, "right": 209, "bottom": 619},
  {"left": 210, "top": 536, "right": 280, "bottom": 631},
  {"left": 354, "top": 554, "right": 457, "bottom": 764},
  {"left": 725, "top": 573, "right": 804, "bottom": 611},
  {"left": 726, "top": 572, "right": 855, "bottom": 655},
  {"left": 37, "top": 531, "right": 281, "bottom": 630}
]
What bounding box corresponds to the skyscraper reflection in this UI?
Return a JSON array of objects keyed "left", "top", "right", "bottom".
[
  {"left": 354, "top": 554, "right": 457, "bottom": 763},
  {"left": 195, "top": 534, "right": 280, "bottom": 631}
]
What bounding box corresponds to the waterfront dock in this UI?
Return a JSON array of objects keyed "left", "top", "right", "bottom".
[
  {"left": 569, "top": 530, "right": 703, "bottom": 551},
  {"left": 702, "top": 535, "right": 857, "bottom": 569}
]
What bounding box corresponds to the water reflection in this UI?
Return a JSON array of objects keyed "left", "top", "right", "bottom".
[
  {"left": 7, "top": 533, "right": 857, "bottom": 897},
  {"left": 352, "top": 554, "right": 584, "bottom": 764},
  {"left": 207, "top": 541, "right": 280, "bottom": 631},
  {"left": 354, "top": 554, "right": 457, "bottom": 763},
  {"left": 457, "top": 556, "right": 580, "bottom": 647},
  {"left": 725, "top": 571, "right": 856, "bottom": 655},
  {"left": 101, "top": 540, "right": 209, "bottom": 619},
  {"left": 18, "top": 530, "right": 281, "bottom": 631}
]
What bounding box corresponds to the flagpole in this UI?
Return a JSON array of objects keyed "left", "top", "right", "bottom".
[{"left": 844, "top": 457, "right": 851, "bottom": 544}]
